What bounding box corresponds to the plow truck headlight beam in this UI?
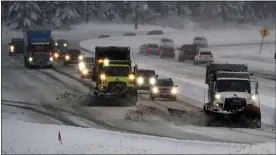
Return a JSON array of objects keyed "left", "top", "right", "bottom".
[
  {"left": 137, "top": 77, "right": 144, "bottom": 85},
  {"left": 152, "top": 87, "right": 158, "bottom": 94},
  {"left": 55, "top": 42, "right": 58, "bottom": 46},
  {"left": 65, "top": 55, "right": 70, "bottom": 60},
  {"left": 149, "top": 77, "right": 156, "bottom": 85},
  {"left": 28, "top": 57, "right": 33, "bottom": 62},
  {"left": 171, "top": 87, "right": 177, "bottom": 94},
  {"left": 10, "top": 45, "right": 14, "bottom": 50},
  {"left": 49, "top": 57, "right": 54, "bottom": 61},
  {"left": 54, "top": 53, "right": 59, "bottom": 58},
  {"left": 78, "top": 62, "right": 86, "bottom": 71},
  {"left": 100, "top": 74, "right": 106, "bottom": 80},
  {"left": 103, "top": 59, "right": 109, "bottom": 65},
  {"left": 251, "top": 94, "right": 257, "bottom": 100},
  {"left": 215, "top": 93, "right": 221, "bottom": 100},
  {"left": 64, "top": 43, "right": 67, "bottom": 47},
  {"left": 128, "top": 74, "right": 135, "bottom": 80},
  {"left": 82, "top": 68, "right": 88, "bottom": 75},
  {"left": 78, "top": 55, "right": 83, "bottom": 61}
]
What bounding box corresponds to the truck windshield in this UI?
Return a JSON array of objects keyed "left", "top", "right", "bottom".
[
  {"left": 29, "top": 44, "right": 52, "bottom": 50},
  {"left": 102, "top": 66, "right": 130, "bottom": 76},
  {"left": 157, "top": 80, "right": 174, "bottom": 87},
  {"left": 216, "top": 80, "right": 251, "bottom": 93},
  {"left": 137, "top": 70, "right": 155, "bottom": 77}
]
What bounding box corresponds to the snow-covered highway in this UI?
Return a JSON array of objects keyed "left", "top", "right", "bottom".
[{"left": 2, "top": 23, "right": 275, "bottom": 154}]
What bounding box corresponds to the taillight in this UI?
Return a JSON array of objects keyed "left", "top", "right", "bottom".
[
  {"left": 210, "top": 55, "right": 213, "bottom": 59},
  {"left": 162, "top": 51, "right": 165, "bottom": 53},
  {"left": 146, "top": 48, "right": 149, "bottom": 51},
  {"left": 156, "top": 48, "right": 160, "bottom": 51}
]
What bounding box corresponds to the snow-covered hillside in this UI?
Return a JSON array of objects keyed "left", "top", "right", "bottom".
[{"left": 2, "top": 116, "right": 275, "bottom": 154}]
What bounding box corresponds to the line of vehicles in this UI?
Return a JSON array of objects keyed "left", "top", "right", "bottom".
[
  {"left": 8, "top": 29, "right": 263, "bottom": 128},
  {"left": 139, "top": 36, "right": 213, "bottom": 65}
]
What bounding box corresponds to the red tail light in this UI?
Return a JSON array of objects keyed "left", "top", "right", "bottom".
[
  {"left": 146, "top": 48, "right": 149, "bottom": 51},
  {"left": 210, "top": 55, "right": 213, "bottom": 59},
  {"left": 162, "top": 51, "right": 165, "bottom": 53},
  {"left": 156, "top": 48, "right": 160, "bottom": 51}
]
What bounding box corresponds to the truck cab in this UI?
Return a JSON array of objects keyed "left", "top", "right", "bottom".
[
  {"left": 90, "top": 46, "right": 137, "bottom": 106},
  {"left": 205, "top": 63, "right": 261, "bottom": 128},
  {"left": 23, "top": 30, "right": 54, "bottom": 68}
]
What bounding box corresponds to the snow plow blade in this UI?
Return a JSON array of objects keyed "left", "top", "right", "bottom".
[
  {"left": 203, "top": 105, "right": 261, "bottom": 128},
  {"left": 88, "top": 88, "right": 137, "bottom": 106}
]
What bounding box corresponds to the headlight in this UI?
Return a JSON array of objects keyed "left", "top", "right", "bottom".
[
  {"left": 28, "top": 57, "right": 33, "bottom": 62},
  {"left": 215, "top": 93, "right": 221, "bottom": 100},
  {"left": 137, "top": 77, "right": 144, "bottom": 85},
  {"left": 65, "top": 55, "right": 70, "bottom": 60},
  {"left": 10, "top": 45, "right": 14, "bottom": 50},
  {"left": 54, "top": 53, "right": 59, "bottom": 58},
  {"left": 64, "top": 43, "right": 67, "bottom": 47},
  {"left": 55, "top": 43, "right": 58, "bottom": 46},
  {"left": 78, "top": 62, "right": 86, "bottom": 71},
  {"left": 251, "top": 94, "right": 257, "bottom": 100},
  {"left": 49, "top": 57, "right": 54, "bottom": 61},
  {"left": 128, "top": 74, "right": 135, "bottom": 80},
  {"left": 78, "top": 55, "right": 83, "bottom": 60},
  {"left": 171, "top": 87, "right": 177, "bottom": 94},
  {"left": 152, "top": 87, "right": 158, "bottom": 94},
  {"left": 100, "top": 73, "right": 106, "bottom": 80},
  {"left": 103, "top": 59, "right": 109, "bottom": 65},
  {"left": 82, "top": 68, "right": 88, "bottom": 75},
  {"left": 149, "top": 77, "right": 156, "bottom": 85}
]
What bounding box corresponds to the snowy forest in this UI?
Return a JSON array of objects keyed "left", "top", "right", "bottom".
[{"left": 2, "top": 1, "right": 276, "bottom": 30}]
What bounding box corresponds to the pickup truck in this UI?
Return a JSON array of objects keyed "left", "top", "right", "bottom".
[{"left": 177, "top": 44, "right": 199, "bottom": 62}]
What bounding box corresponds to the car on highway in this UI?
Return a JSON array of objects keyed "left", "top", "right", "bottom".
[
  {"left": 78, "top": 57, "right": 95, "bottom": 79},
  {"left": 177, "top": 44, "right": 199, "bottom": 61},
  {"left": 150, "top": 78, "right": 178, "bottom": 101},
  {"left": 139, "top": 44, "right": 147, "bottom": 54},
  {"left": 63, "top": 49, "right": 84, "bottom": 66},
  {"left": 98, "top": 34, "right": 110, "bottom": 39},
  {"left": 159, "top": 38, "right": 174, "bottom": 49},
  {"left": 123, "top": 32, "right": 137, "bottom": 36},
  {"left": 136, "top": 69, "right": 158, "bottom": 90},
  {"left": 193, "top": 36, "right": 208, "bottom": 48},
  {"left": 194, "top": 49, "right": 214, "bottom": 65},
  {"left": 144, "top": 43, "right": 160, "bottom": 55},
  {"left": 146, "top": 30, "right": 164, "bottom": 35},
  {"left": 8, "top": 38, "right": 24, "bottom": 56},
  {"left": 159, "top": 47, "right": 175, "bottom": 59},
  {"left": 54, "top": 39, "right": 68, "bottom": 60}
]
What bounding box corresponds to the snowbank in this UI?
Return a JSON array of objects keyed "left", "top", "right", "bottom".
[{"left": 4, "top": 117, "right": 274, "bottom": 154}]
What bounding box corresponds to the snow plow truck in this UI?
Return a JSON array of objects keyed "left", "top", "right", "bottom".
[
  {"left": 88, "top": 46, "right": 138, "bottom": 106},
  {"left": 203, "top": 63, "right": 261, "bottom": 128}
]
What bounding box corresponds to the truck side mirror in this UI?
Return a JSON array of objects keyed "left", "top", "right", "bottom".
[
  {"left": 156, "top": 75, "right": 158, "bottom": 78},
  {"left": 255, "top": 82, "right": 259, "bottom": 94}
]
